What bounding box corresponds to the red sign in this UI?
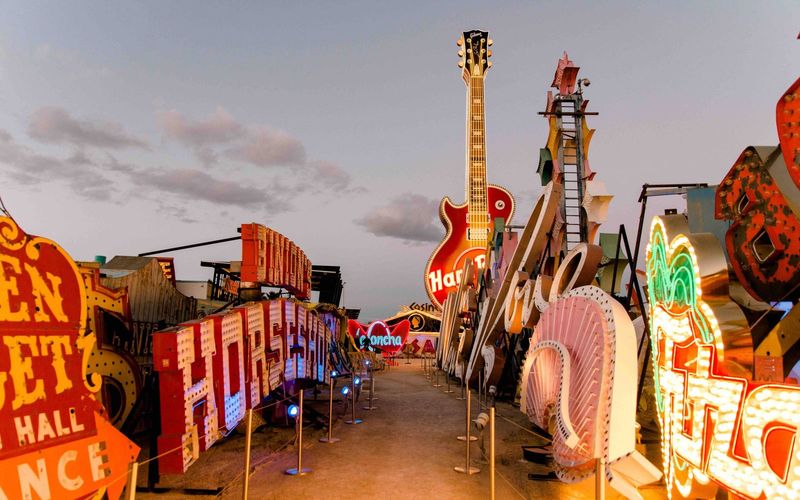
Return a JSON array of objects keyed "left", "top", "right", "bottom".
[
  {"left": 648, "top": 216, "right": 800, "bottom": 499},
  {"left": 425, "top": 29, "right": 515, "bottom": 310},
  {"left": 0, "top": 216, "right": 139, "bottom": 499},
  {"left": 347, "top": 320, "right": 410, "bottom": 354},
  {"left": 153, "top": 298, "right": 333, "bottom": 474},
  {"left": 241, "top": 223, "right": 312, "bottom": 299}
]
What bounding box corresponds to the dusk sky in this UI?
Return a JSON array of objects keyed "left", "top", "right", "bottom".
[{"left": 0, "top": 1, "right": 797, "bottom": 320}]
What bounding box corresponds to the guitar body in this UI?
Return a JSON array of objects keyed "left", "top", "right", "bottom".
[{"left": 425, "top": 184, "right": 514, "bottom": 308}]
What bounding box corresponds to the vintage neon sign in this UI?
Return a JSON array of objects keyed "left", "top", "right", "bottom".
[
  {"left": 79, "top": 266, "right": 142, "bottom": 430},
  {"left": 517, "top": 244, "right": 661, "bottom": 498},
  {"left": 347, "top": 320, "right": 410, "bottom": 354},
  {"left": 647, "top": 215, "right": 800, "bottom": 499},
  {"left": 714, "top": 77, "right": 800, "bottom": 303},
  {"left": 0, "top": 215, "right": 139, "bottom": 499},
  {"left": 424, "top": 30, "right": 515, "bottom": 310},
  {"left": 464, "top": 181, "right": 561, "bottom": 384},
  {"left": 153, "top": 298, "right": 331, "bottom": 474},
  {"left": 241, "top": 223, "right": 312, "bottom": 299}
]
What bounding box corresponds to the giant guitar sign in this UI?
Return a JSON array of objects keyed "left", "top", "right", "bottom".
[
  {"left": 424, "top": 29, "right": 514, "bottom": 309},
  {"left": 0, "top": 215, "right": 139, "bottom": 499}
]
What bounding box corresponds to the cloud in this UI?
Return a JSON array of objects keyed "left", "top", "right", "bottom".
[
  {"left": 130, "top": 168, "right": 266, "bottom": 206},
  {"left": 29, "top": 107, "right": 148, "bottom": 150},
  {"left": 0, "top": 129, "right": 290, "bottom": 213},
  {"left": 0, "top": 129, "right": 114, "bottom": 200},
  {"left": 128, "top": 167, "right": 290, "bottom": 213},
  {"left": 158, "top": 107, "right": 307, "bottom": 168},
  {"left": 355, "top": 194, "right": 443, "bottom": 243},
  {"left": 158, "top": 106, "right": 243, "bottom": 147},
  {"left": 226, "top": 126, "right": 306, "bottom": 167},
  {"left": 308, "top": 161, "right": 359, "bottom": 192}
]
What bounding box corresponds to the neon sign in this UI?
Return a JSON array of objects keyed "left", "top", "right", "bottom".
[
  {"left": 347, "top": 320, "right": 410, "bottom": 354},
  {"left": 241, "top": 223, "right": 312, "bottom": 299},
  {"left": 153, "top": 298, "right": 332, "bottom": 474},
  {"left": 0, "top": 215, "right": 139, "bottom": 499},
  {"left": 647, "top": 215, "right": 800, "bottom": 499},
  {"left": 517, "top": 244, "right": 661, "bottom": 497}
]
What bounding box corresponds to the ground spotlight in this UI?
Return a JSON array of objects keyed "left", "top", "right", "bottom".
[
  {"left": 342, "top": 385, "right": 351, "bottom": 396},
  {"left": 331, "top": 370, "right": 338, "bottom": 377},
  {"left": 354, "top": 376, "right": 362, "bottom": 386},
  {"left": 287, "top": 404, "right": 299, "bottom": 418}
]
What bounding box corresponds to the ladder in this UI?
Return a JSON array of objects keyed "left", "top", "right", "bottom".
[{"left": 556, "top": 96, "right": 586, "bottom": 251}]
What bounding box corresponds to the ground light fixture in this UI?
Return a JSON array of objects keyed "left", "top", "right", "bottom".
[
  {"left": 341, "top": 385, "right": 350, "bottom": 396},
  {"left": 285, "top": 389, "right": 311, "bottom": 476}
]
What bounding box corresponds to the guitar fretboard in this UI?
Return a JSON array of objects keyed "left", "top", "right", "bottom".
[{"left": 466, "top": 75, "right": 489, "bottom": 246}]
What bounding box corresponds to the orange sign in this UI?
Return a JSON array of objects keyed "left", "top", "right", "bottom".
[
  {"left": 647, "top": 216, "right": 800, "bottom": 499},
  {"left": 0, "top": 216, "right": 139, "bottom": 499},
  {"left": 241, "top": 223, "right": 312, "bottom": 299}
]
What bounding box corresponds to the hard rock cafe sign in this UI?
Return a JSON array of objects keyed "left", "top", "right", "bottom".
[
  {"left": 424, "top": 29, "right": 515, "bottom": 309},
  {"left": 0, "top": 216, "right": 139, "bottom": 499}
]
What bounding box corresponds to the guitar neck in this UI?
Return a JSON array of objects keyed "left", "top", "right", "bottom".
[{"left": 466, "top": 75, "right": 488, "bottom": 242}]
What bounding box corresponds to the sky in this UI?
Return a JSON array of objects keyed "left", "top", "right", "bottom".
[{"left": 0, "top": 1, "right": 797, "bottom": 320}]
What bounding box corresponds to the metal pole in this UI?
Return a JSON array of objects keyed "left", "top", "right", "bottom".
[
  {"left": 626, "top": 185, "right": 649, "bottom": 307},
  {"left": 596, "top": 458, "right": 606, "bottom": 500},
  {"left": 346, "top": 377, "right": 362, "bottom": 424},
  {"left": 454, "top": 390, "right": 480, "bottom": 474},
  {"left": 242, "top": 409, "right": 253, "bottom": 498},
  {"left": 444, "top": 368, "right": 453, "bottom": 393},
  {"left": 457, "top": 377, "right": 465, "bottom": 401},
  {"left": 489, "top": 408, "right": 495, "bottom": 500},
  {"left": 478, "top": 370, "right": 484, "bottom": 409},
  {"left": 138, "top": 235, "right": 241, "bottom": 256},
  {"left": 433, "top": 364, "right": 442, "bottom": 388},
  {"left": 126, "top": 461, "right": 138, "bottom": 500},
  {"left": 320, "top": 375, "right": 339, "bottom": 443},
  {"left": 364, "top": 365, "right": 378, "bottom": 410},
  {"left": 285, "top": 389, "right": 311, "bottom": 475}
]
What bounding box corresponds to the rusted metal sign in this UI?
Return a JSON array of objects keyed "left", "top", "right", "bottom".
[{"left": 0, "top": 215, "right": 139, "bottom": 499}]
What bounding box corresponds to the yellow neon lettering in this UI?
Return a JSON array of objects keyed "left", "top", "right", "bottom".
[
  {"left": 0, "top": 254, "right": 30, "bottom": 322},
  {"left": 4, "top": 335, "right": 45, "bottom": 410},
  {"left": 41, "top": 336, "right": 73, "bottom": 394},
  {"left": 23, "top": 263, "right": 67, "bottom": 323}
]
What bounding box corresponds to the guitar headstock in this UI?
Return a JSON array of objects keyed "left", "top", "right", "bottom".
[{"left": 457, "top": 30, "right": 492, "bottom": 78}]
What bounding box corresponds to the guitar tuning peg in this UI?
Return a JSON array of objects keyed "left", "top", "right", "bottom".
[
  {"left": 487, "top": 61, "right": 492, "bottom": 68},
  {"left": 456, "top": 38, "right": 463, "bottom": 47},
  {"left": 487, "top": 50, "right": 492, "bottom": 57},
  {"left": 458, "top": 50, "right": 464, "bottom": 57},
  {"left": 487, "top": 39, "right": 493, "bottom": 46},
  {"left": 458, "top": 60, "right": 464, "bottom": 68}
]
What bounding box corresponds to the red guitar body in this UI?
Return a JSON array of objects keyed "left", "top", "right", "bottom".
[{"left": 425, "top": 185, "right": 514, "bottom": 308}]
